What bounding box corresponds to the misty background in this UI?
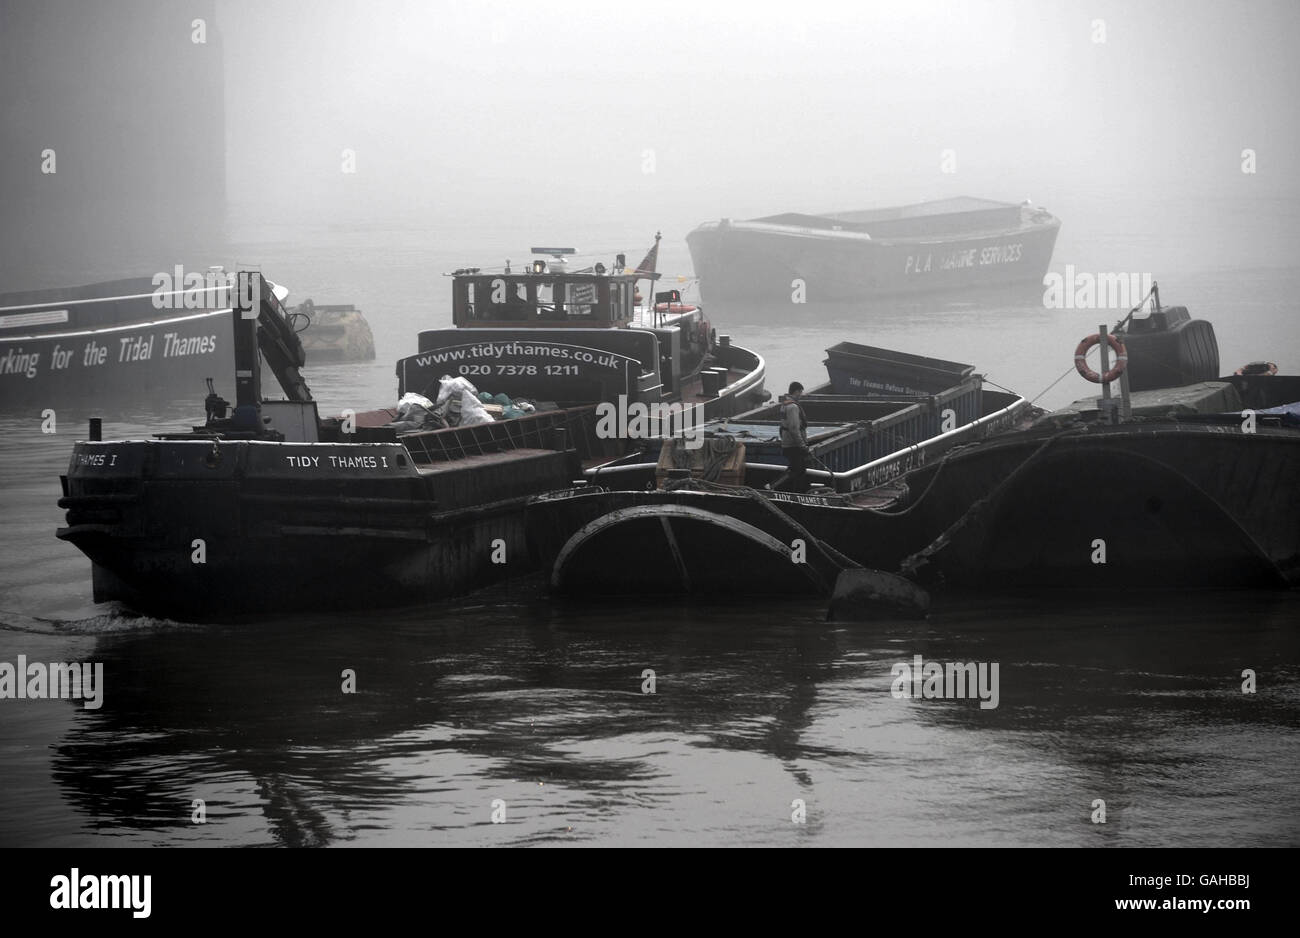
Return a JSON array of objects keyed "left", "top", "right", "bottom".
[
  {"left": 216, "top": 0, "right": 1299, "bottom": 229},
  {"left": 4, "top": 0, "right": 1298, "bottom": 256}
]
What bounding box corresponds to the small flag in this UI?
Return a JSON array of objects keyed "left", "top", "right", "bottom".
[{"left": 631, "top": 232, "right": 661, "bottom": 279}]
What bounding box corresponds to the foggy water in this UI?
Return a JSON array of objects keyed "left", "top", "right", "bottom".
[
  {"left": 3, "top": 587, "right": 1299, "bottom": 847},
  {"left": 2, "top": 197, "right": 1299, "bottom": 846}
]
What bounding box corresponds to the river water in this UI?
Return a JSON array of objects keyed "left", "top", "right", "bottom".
[{"left": 1, "top": 195, "right": 1298, "bottom": 846}]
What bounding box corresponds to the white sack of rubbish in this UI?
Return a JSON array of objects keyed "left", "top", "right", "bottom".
[
  {"left": 387, "top": 391, "right": 442, "bottom": 432},
  {"left": 395, "top": 391, "right": 436, "bottom": 416},
  {"left": 456, "top": 391, "right": 494, "bottom": 427},
  {"left": 432, "top": 375, "right": 495, "bottom": 427},
  {"left": 434, "top": 375, "right": 479, "bottom": 407}
]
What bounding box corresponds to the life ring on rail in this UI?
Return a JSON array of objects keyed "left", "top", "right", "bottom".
[
  {"left": 654, "top": 302, "right": 698, "bottom": 314},
  {"left": 1073, "top": 333, "right": 1128, "bottom": 384}
]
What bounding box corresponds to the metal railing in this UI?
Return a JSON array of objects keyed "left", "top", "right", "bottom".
[
  {"left": 609, "top": 393, "right": 1031, "bottom": 493},
  {"left": 759, "top": 393, "right": 1032, "bottom": 491}
]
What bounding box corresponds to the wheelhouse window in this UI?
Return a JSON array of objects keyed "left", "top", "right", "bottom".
[
  {"left": 562, "top": 281, "right": 597, "bottom": 319},
  {"left": 452, "top": 274, "right": 636, "bottom": 326},
  {"left": 462, "top": 277, "right": 533, "bottom": 322}
]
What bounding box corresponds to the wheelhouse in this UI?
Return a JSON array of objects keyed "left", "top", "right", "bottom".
[{"left": 450, "top": 269, "right": 640, "bottom": 328}]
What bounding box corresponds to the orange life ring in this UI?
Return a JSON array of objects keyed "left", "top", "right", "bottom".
[
  {"left": 654, "top": 302, "right": 698, "bottom": 314},
  {"left": 1074, "top": 333, "right": 1127, "bottom": 384}
]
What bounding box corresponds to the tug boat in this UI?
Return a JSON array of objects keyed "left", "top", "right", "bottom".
[
  {"left": 686, "top": 196, "right": 1060, "bottom": 303},
  {"left": 55, "top": 242, "right": 767, "bottom": 618},
  {"left": 386, "top": 240, "right": 763, "bottom": 423}
]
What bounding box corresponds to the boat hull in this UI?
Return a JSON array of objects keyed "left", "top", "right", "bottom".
[
  {"left": 57, "top": 439, "right": 577, "bottom": 618},
  {"left": 531, "top": 421, "right": 1300, "bottom": 594},
  {"left": 528, "top": 488, "right": 866, "bottom": 596},
  {"left": 686, "top": 215, "right": 1060, "bottom": 303},
  {"left": 902, "top": 423, "right": 1300, "bottom": 589},
  {"left": 0, "top": 307, "right": 234, "bottom": 411},
  {"left": 399, "top": 330, "right": 767, "bottom": 419},
  {"left": 0, "top": 279, "right": 373, "bottom": 411}
]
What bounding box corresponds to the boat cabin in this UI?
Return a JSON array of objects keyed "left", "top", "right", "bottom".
[
  {"left": 450, "top": 267, "right": 640, "bottom": 328},
  {"left": 399, "top": 253, "right": 727, "bottom": 407}
]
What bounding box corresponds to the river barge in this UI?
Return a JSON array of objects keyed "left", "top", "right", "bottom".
[
  {"left": 899, "top": 375, "right": 1300, "bottom": 590},
  {"left": 893, "top": 287, "right": 1299, "bottom": 590},
  {"left": 686, "top": 196, "right": 1059, "bottom": 303},
  {"left": 528, "top": 288, "right": 1299, "bottom": 597},
  {"left": 0, "top": 274, "right": 238, "bottom": 411},
  {"left": 0, "top": 273, "right": 377, "bottom": 411},
  {"left": 527, "top": 348, "right": 1033, "bottom": 596},
  {"left": 55, "top": 246, "right": 767, "bottom": 618}
]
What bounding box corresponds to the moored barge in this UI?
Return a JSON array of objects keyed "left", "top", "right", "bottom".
[
  {"left": 0, "top": 274, "right": 238, "bottom": 411},
  {"left": 0, "top": 273, "right": 377, "bottom": 410},
  {"left": 528, "top": 289, "right": 1300, "bottom": 597},
  {"left": 527, "top": 348, "right": 1033, "bottom": 596},
  {"left": 56, "top": 246, "right": 767, "bottom": 618},
  {"left": 686, "top": 196, "right": 1060, "bottom": 303},
  {"left": 896, "top": 288, "right": 1300, "bottom": 590},
  {"left": 899, "top": 374, "right": 1300, "bottom": 590}
]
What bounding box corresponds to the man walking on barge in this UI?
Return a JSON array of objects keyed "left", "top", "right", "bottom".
[{"left": 779, "top": 381, "right": 810, "bottom": 493}]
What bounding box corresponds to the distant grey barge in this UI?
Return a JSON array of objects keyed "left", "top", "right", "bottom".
[{"left": 686, "top": 196, "right": 1060, "bottom": 302}]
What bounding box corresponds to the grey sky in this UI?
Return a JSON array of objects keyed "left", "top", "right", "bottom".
[{"left": 219, "top": 0, "right": 1299, "bottom": 229}]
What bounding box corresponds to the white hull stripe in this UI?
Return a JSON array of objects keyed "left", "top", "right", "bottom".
[{"left": 0, "top": 307, "right": 232, "bottom": 343}]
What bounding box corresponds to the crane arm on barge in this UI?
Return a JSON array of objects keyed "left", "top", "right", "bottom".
[
  {"left": 236, "top": 271, "right": 313, "bottom": 405},
  {"left": 198, "top": 271, "right": 317, "bottom": 441}
]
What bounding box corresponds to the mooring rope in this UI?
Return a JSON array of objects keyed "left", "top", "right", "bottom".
[{"left": 898, "top": 426, "right": 1084, "bottom": 578}]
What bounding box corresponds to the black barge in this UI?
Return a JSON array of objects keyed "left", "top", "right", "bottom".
[
  {"left": 56, "top": 247, "right": 767, "bottom": 618},
  {"left": 527, "top": 347, "right": 1033, "bottom": 596},
  {"left": 528, "top": 290, "right": 1300, "bottom": 597}
]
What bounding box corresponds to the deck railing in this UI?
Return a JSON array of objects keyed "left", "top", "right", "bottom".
[
  {"left": 792, "top": 393, "right": 1032, "bottom": 491},
  {"left": 582, "top": 393, "right": 1032, "bottom": 493}
]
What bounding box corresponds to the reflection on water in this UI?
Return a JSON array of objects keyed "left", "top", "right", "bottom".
[{"left": 4, "top": 588, "right": 1294, "bottom": 847}]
